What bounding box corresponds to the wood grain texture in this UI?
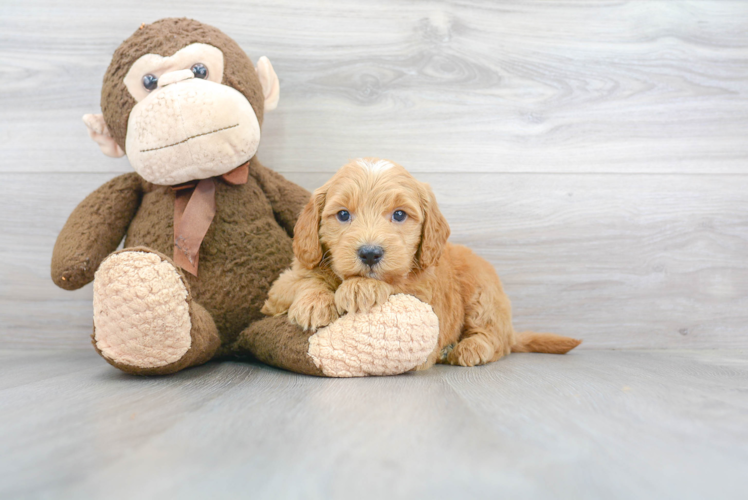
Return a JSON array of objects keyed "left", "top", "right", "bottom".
[
  {"left": 0, "top": 1, "right": 746, "bottom": 349},
  {"left": 1, "top": 0, "right": 748, "bottom": 174},
  {"left": 2, "top": 171, "right": 746, "bottom": 349},
  {"left": 1, "top": 349, "right": 746, "bottom": 499}
]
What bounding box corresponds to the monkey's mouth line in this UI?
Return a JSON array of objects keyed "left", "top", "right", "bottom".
[{"left": 140, "top": 123, "right": 240, "bottom": 153}]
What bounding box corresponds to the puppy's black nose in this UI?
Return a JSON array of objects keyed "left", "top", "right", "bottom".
[{"left": 358, "top": 245, "right": 384, "bottom": 267}]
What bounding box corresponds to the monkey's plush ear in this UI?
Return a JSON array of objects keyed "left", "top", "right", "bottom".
[
  {"left": 255, "top": 56, "right": 280, "bottom": 112},
  {"left": 82, "top": 114, "right": 125, "bottom": 158}
]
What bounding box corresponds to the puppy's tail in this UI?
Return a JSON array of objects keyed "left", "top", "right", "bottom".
[{"left": 511, "top": 331, "right": 582, "bottom": 354}]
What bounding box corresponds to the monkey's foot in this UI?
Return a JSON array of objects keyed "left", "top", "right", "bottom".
[
  {"left": 236, "top": 294, "right": 440, "bottom": 377},
  {"left": 308, "top": 294, "right": 440, "bottom": 377},
  {"left": 92, "top": 249, "right": 219, "bottom": 375}
]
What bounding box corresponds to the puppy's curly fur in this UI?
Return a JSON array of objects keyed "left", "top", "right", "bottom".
[{"left": 263, "top": 158, "right": 581, "bottom": 369}]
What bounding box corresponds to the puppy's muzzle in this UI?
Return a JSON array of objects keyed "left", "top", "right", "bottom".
[{"left": 357, "top": 245, "right": 384, "bottom": 267}]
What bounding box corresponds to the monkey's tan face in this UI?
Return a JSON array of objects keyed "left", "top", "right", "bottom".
[{"left": 123, "top": 43, "right": 261, "bottom": 185}]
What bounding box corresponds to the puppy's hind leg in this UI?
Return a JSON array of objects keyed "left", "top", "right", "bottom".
[{"left": 447, "top": 284, "right": 515, "bottom": 368}]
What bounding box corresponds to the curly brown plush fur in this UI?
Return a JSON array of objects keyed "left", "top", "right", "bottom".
[{"left": 52, "top": 18, "right": 322, "bottom": 376}]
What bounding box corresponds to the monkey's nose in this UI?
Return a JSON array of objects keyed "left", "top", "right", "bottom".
[
  {"left": 158, "top": 69, "right": 195, "bottom": 88},
  {"left": 357, "top": 245, "right": 384, "bottom": 267}
]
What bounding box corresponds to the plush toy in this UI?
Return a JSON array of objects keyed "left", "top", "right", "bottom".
[{"left": 51, "top": 18, "right": 439, "bottom": 377}]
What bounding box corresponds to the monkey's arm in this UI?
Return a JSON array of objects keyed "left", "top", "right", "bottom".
[
  {"left": 51, "top": 173, "right": 143, "bottom": 290},
  {"left": 248, "top": 158, "right": 310, "bottom": 237}
]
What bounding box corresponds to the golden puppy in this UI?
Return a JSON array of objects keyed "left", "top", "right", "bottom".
[{"left": 262, "top": 158, "right": 581, "bottom": 369}]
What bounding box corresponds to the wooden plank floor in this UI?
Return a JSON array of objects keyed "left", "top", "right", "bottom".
[{"left": 1, "top": 349, "right": 746, "bottom": 499}]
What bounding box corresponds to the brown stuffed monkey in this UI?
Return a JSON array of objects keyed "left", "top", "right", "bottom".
[{"left": 51, "top": 18, "right": 438, "bottom": 377}]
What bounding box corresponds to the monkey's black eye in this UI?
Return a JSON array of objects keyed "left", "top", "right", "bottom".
[
  {"left": 336, "top": 210, "right": 351, "bottom": 223},
  {"left": 142, "top": 74, "right": 158, "bottom": 91},
  {"left": 392, "top": 210, "right": 407, "bottom": 222},
  {"left": 191, "top": 63, "right": 208, "bottom": 79}
]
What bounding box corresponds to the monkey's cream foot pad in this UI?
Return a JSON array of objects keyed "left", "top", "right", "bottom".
[
  {"left": 308, "top": 294, "right": 439, "bottom": 377},
  {"left": 93, "top": 250, "right": 192, "bottom": 369}
]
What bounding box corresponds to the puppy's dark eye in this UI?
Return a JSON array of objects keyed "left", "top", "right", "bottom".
[
  {"left": 142, "top": 74, "right": 158, "bottom": 91},
  {"left": 191, "top": 63, "right": 208, "bottom": 79},
  {"left": 336, "top": 210, "right": 351, "bottom": 222},
  {"left": 392, "top": 210, "right": 407, "bottom": 222}
]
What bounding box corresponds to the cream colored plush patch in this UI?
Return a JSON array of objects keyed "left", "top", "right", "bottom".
[
  {"left": 93, "top": 251, "right": 192, "bottom": 368},
  {"left": 308, "top": 294, "right": 439, "bottom": 377},
  {"left": 255, "top": 56, "right": 279, "bottom": 111},
  {"left": 82, "top": 113, "right": 125, "bottom": 158},
  {"left": 125, "top": 77, "right": 261, "bottom": 185}
]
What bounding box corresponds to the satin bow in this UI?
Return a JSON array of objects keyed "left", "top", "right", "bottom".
[{"left": 171, "top": 162, "right": 249, "bottom": 276}]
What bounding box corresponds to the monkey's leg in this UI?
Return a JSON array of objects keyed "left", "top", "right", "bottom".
[
  {"left": 92, "top": 248, "right": 220, "bottom": 375},
  {"left": 233, "top": 316, "right": 325, "bottom": 376},
  {"left": 233, "top": 294, "right": 440, "bottom": 377}
]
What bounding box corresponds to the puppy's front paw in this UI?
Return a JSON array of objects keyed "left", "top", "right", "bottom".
[
  {"left": 261, "top": 268, "right": 299, "bottom": 316},
  {"left": 334, "top": 277, "right": 394, "bottom": 314},
  {"left": 261, "top": 296, "right": 286, "bottom": 316},
  {"left": 447, "top": 336, "right": 495, "bottom": 367},
  {"left": 288, "top": 290, "right": 339, "bottom": 331}
]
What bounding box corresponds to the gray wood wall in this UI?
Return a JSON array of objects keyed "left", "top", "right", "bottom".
[{"left": 2, "top": 0, "right": 747, "bottom": 350}]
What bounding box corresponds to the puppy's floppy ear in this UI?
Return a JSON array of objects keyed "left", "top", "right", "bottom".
[
  {"left": 293, "top": 187, "right": 326, "bottom": 269},
  {"left": 416, "top": 182, "right": 450, "bottom": 269}
]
